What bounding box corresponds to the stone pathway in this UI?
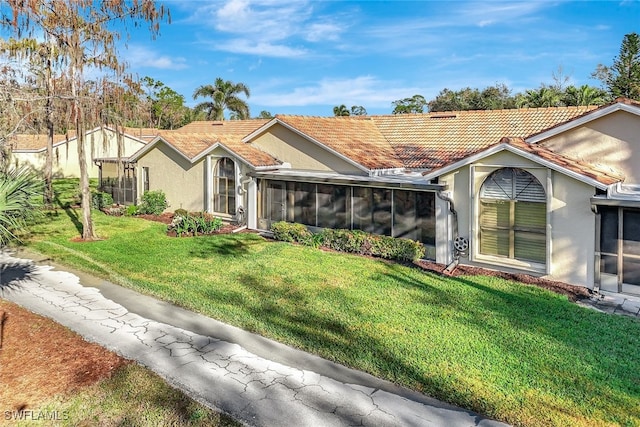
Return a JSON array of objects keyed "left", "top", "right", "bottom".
[
  {"left": 0, "top": 251, "right": 506, "bottom": 427},
  {"left": 576, "top": 291, "right": 640, "bottom": 317}
]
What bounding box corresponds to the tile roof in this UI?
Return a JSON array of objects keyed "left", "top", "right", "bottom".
[
  {"left": 369, "top": 106, "right": 598, "bottom": 169},
  {"left": 122, "top": 127, "right": 161, "bottom": 143},
  {"left": 156, "top": 123, "right": 280, "bottom": 167},
  {"left": 8, "top": 132, "right": 76, "bottom": 151},
  {"left": 176, "top": 120, "right": 269, "bottom": 134},
  {"left": 274, "top": 115, "right": 405, "bottom": 169},
  {"left": 501, "top": 137, "right": 623, "bottom": 186}
]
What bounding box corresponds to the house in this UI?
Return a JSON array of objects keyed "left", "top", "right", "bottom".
[
  {"left": 8, "top": 126, "right": 157, "bottom": 180},
  {"left": 102, "top": 99, "right": 640, "bottom": 295}
]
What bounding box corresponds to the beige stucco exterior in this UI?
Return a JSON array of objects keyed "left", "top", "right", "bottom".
[
  {"left": 251, "top": 124, "right": 366, "bottom": 174},
  {"left": 11, "top": 128, "right": 146, "bottom": 178},
  {"left": 135, "top": 142, "right": 254, "bottom": 216},
  {"left": 136, "top": 142, "right": 205, "bottom": 212},
  {"left": 540, "top": 110, "right": 640, "bottom": 184},
  {"left": 438, "top": 150, "right": 597, "bottom": 288}
]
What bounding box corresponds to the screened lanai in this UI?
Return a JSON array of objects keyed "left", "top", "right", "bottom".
[{"left": 252, "top": 170, "right": 444, "bottom": 258}]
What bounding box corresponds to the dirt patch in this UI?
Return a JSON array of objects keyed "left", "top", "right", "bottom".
[
  {"left": 0, "top": 299, "right": 130, "bottom": 411},
  {"left": 136, "top": 212, "right": 174, "bottom": 224},
  {"left": 414, "top": 260, "right": 592, "bottom": 302}
]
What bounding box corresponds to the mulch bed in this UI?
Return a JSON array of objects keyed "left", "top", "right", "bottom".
[
  {"left": 0, "top": 299, "right": 130, "bottom": 411},
  {"left": 414, "top": 259, "right": 592, "bottom": 302}
]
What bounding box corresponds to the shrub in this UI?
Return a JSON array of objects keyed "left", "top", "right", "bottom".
[
  {"left": 270, "top": 221, "right": 314, "bottom": 246},
  {"left": 168, "top": 212, "right": 224, "bottom": 236},
  {"left": 92, "top": 191, "right": 113, "bottom": 210},
  {"left": 125, "top": 205, "right": 139, "bottom": 216},
  {"left": 271, "top": 222, "right": 425, "bottom": 262},
  {"left": 139, "top": 190, "right": 168, "bottom": 215}
]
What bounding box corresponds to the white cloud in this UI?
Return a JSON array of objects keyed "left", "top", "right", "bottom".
[
  {"left": 124, "top": 45, "right": 188, "bottom": 70},
  {"left": 252, "top": 76, "right": 422, "bottom": 108},
  {"left": 180, "top": 0, "right": 352, "bottom": 57},
  {"left": 216, "top": 39, "right": 308, "bottom": 58}
]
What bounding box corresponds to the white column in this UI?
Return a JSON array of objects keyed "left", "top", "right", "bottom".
[{"left": 205, "top": 156, "right": 212, "bottom": 213}]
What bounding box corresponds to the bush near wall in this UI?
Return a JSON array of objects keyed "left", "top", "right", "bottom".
[
  {"left": 270, "top": 221, "right": 425, "bottom": 262},
  {"left": 91, "top": 191, "right": 114, "bottom": 210},
  {"left": 168, "top": 212, "right": 224, "bottom": 237},
  {"left": 139, "top": 190, "right": 168, "bottom": 215}
]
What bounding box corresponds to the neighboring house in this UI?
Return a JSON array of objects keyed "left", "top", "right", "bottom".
[
  {"left": 100, "top": 99, "right": 640, "bottom": 295},
  {"left": 8, "top": 126, "right": 156, "bottom": 180}
]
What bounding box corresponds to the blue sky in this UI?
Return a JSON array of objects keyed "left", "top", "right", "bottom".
[{"left": 120, "top": 0, "right": 640, "bottom": 117}]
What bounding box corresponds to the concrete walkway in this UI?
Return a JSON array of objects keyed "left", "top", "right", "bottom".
[{"left": 0, "top": 249, "right": 506, "bottom": 427}]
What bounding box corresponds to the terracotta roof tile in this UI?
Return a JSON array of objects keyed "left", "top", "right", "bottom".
[
  {"left": 122, "top": 127, "right": 161, "bottom": 143},
  {"left": 157, "top": 122, "right": 279, "bottom": 167},
  {"left": 274, "top": 115, "right": 405, "bottom": 170},
  {"left": 177, "top": 120, "right": 269, "bottom": 134},
  {"left": 502, "top": 137, "right": 623, "bottom": 185},
  {"left": 8, "top": 132, "right": 76, "bottom": 151},
  {"left": 370, "top": 106, "right": 598, "bottom": 169}
]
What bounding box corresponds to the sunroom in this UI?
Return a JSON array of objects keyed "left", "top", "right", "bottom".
[{"left": 250, "top": 170, "right": 444, "bottom": 259}]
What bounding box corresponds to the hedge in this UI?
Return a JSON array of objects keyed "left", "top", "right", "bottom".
[{"left": 270, "top": 221, "right": 425, "bottom": 262}]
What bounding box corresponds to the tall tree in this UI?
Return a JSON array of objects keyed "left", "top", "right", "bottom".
[
  {"left": 428, "top": 85, "right": 515, "bottom": 112},
  {"left": 563, "top": 85, "right": 609, "bottom": 106},
  {"left": 0, "top": 37, "right": 62, "bottom": 208},
  {"left": 516, "top": 86, "right": 563, "bottom": 108},
  {"left": 3, "top": 0, "right": 168, "bottom": 240},
  {"left": 193, "top": 77, "right": 250, "bottom": 120},
  {"left": 142, "top": 76, "right": 189, "bottom": 129},
  {"left": 350, "top": 105, "right": 367, "bottom": 116},
  {"left": 333, "top": 104, "right": 350, "bottom": 116},
  {"left": 392, "top": 94, "right": 427, "bottom": 114},
  {"left": 255, "top": 110, "right": 274, "bottom": 119},
  {"left": 593, "top": 32, "right": 640, "bottom": 100}
]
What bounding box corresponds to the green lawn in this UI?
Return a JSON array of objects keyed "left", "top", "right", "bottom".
[
  {"left": 18, "top": 183, "right": 640, "bottom": 427},
  {"left": 22, "top": 364, "right": 240, "bottom": 427}
]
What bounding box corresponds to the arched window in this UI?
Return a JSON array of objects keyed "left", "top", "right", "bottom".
[
  {"left": 479, "top": 168, "right": 546, "bottom": 263},
  {"left": 213, "top": 157, "right": 236, "bottom": 215}
]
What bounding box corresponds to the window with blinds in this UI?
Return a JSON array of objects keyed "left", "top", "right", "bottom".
[
  {"left": 479, "top": 168, "right": 546, "bottom": 263},
  {"left": 213, "top": 157, "right": 236, "bottom": 215}
]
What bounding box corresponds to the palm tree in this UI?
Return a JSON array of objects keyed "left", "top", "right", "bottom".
[
  {"left": 192, "top": 78, "right": 250, "bottom": 120},
  {"left": 0, "top": 164, "right": 43, "bottom": 245},
  {"left": 333, "top": 104, "right": 350, "bottom": 116},
  {"left": 564, "top": 85, "right": 609, "bottom": 106},
  {"left": 516, "top": 86, "right": 562, "bottom": 108}
]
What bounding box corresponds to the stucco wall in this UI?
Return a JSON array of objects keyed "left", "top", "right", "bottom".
[
  {"left": 438, "top": 150, "right": 596, "bottom": 287},
  {"left": 540, "top": 110, "right": 640, "bottom": 183},
  {"left": 251, "top": 125, "right": 366, "bottom": 174},
  {"left": 11, "top": 129, "right": 146, "bottom": 178},
  {"left": 136, "top": 142, "right": 205, "bottom": 212}
]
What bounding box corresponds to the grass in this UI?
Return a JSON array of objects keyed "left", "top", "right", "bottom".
[
  {"left": 25, "top": 364, "right": 240, "bottom": 427},
  {"left": 17, "top": 179, "right": 640, "bottom": 427}
]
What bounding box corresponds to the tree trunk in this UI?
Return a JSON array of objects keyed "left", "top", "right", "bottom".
[
  {"left": 44, "top": 38, "right": 55, "bottom": 209},
  {"left": 77, "top": 118, "right": 94, "bottom": 240}
]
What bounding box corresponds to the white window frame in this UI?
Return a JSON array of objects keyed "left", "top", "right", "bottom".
[{"left": 470, "top": 164, "right": 551, "bottom": 274}]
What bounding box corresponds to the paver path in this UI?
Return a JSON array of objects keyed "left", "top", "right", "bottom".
[{"left": 0, "top": 250, "right": 506, "bottom": 427}]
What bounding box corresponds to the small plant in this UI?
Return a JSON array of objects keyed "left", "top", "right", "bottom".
[
  {"left": 91, "top": 191, "right": 114, "bottom": 210},
  {"left": 167, "top": 212, "right": 224, "bottom": 236},
  {"left": 139, "top": 190, "right": 168, "bottom": 215},
  {"left": 125, "top": 205, "right": 139, "bottom": 216}
]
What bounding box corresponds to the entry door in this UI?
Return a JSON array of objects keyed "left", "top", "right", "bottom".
[
  {"left": 268, "top": 181, "right": 286, "bottom": 227},
  {"left": 599, "top": 207, "right": 640, "bottom": 295}
]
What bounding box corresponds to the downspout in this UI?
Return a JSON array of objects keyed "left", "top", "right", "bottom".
[{"left": 437, "top": 190, "right": 461, "bottom": 274}]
